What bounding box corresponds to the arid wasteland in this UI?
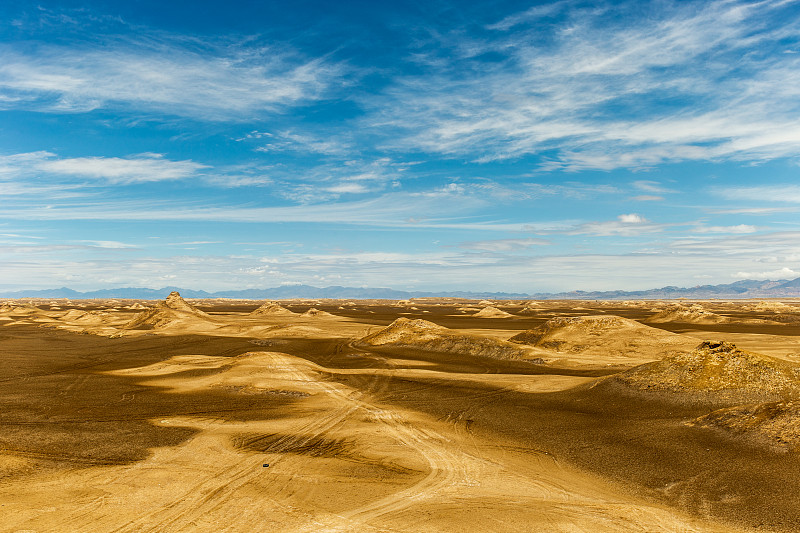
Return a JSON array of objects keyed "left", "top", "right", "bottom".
[
  {"left": 4, "top": 0, "right": 800, "bottom": 531},
  {"left": 1, "top": 293, "right": 799, "bottom": 532}
]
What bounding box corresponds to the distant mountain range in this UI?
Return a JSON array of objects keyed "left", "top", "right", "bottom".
[{"left": 3, "top": 278, "right": 800, "bottom": 300}]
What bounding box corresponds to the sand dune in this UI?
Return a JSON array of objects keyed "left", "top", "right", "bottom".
[
  {"left": 357, "top": 318, "right": 540, "bottom": 361},
  {"left": 606, "top": 340, "right": 800, "bottom": 403},
  {"left": 510, "top": 315, "right": 696, "bottom": 361}
]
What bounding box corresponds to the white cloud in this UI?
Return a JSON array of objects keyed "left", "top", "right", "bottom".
[
  {"left": 0, "top": 151, "right": 207, "bottom": 185},
  {"left": 562, "top": 214, "right": 672, "bottom": 236},
  {"left": 39, "top": 154, "right": 207, "bottom": 184},
  {"left": 617, "top": 213, "right": 646, "bottom": 224},
  {"left": 0, "top": 39, "right": 342, "bottom": 119},
  {"left": 486, "top": 1, "right": 568, "bottom": 31},
  {"left": 669, "top": 231, "right": 800, "bottom": 256},
  {"left": 323, "top": 183, "right": 372, "bottom": 194},
  {"left": 694, "top": 224, "right": 757, "bottom": 234},
  {"left": 631, "top": 195, "right": 664, "bottom": 202},
  {"left": 459, "top": 238, "right": 551, "bottom": 252},
  {"left": 78, "top": 240, "right": 138, "bottom": 249},
  {"left": 732, "top": 267, "right": 799, "bottom": 280},
  {"left": 369, "top": 0, "right": 800, "bottom": 169},
  {"left": 249, "top": 130, "right": 351, "bottom": 156},
  {"left": 715, "top": 185, "right": 800, "bottom": 203},
  {"left": 632, "top": 180, "right": 674, "bottom": 194}
]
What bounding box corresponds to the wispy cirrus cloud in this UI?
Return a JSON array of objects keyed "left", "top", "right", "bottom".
[
  {"left": 693, "top": 224, "right": 757, "bottom": 234},
  {"left": 564, "top": 213, "right": 670, "bottom": 236},
  {"left": 714, "top": 185, "right": 800, "bottom": 203},
  {"left": 39, "top": 154, "right": 207, "bottom": 184},
  {"left": 368, "top": 0, "right": 800, "bottom": 170},
  {"left": 459, "top": 237, "right": 551, "bottom": 251},
  {"left": 733, "top": 266, "right": 799, "bottom": 280},
  {"left": 0, "top": 151, "right": 206, "bottom": 184},
  {"left": 0, "top": 37, "right": 344, "bottom": 120},
  {"left": 240, "top": 130, "right": 353, "bottom": 156}
]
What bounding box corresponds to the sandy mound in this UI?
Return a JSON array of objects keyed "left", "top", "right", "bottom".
[
  {"left": 0, "top": 304, "right": 40, "bottom": 315},
  {"left": 473, "top": 306, "right": 514, "bottom": 318},
  {"left": 249, "top": 302, "right": 297, "bottom": 317},
  {"left": 59, "top": 309, "right": 89, "bottom": 321},
  {"left": 72, "top": 310, "right": 114, "bottom": 324},
  {"left": 607, "top": 341, "right": 800, "bottom": 402},
  {"left": 688, "top": 400, "right": 800, "bottom": 451},
  {"left": 647, "top": 304, "right": 727, "bottom": 324},
  {"left": 127, "top": 302, "right": 149, "bottom": 310},
  {"left": 123, "top": 291, "right": 212, "bottom": 330},
  {"left": 509, "top": 315, "right": 695, "bottom": 358},
  {"left": 301, "top": 308, "right": 335, "bottom": 318},
  {"left": 746, "top": 301, "right": 798, "bottom": 313},
  {"left": 356, "top": 318, "right": 539, "bottom": 362}
]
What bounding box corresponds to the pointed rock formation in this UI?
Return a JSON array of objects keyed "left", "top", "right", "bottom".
[{"left": 124, "top": 291, "right": 210, "bottom": 330}]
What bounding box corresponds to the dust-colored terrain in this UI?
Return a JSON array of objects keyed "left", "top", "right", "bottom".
[{"left": 2, "top": 294, "right": 800, "bottom": 532}]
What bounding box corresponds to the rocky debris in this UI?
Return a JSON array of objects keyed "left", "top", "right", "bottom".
[
  {"left": 608, "top": 341, "right": 800, "bottom": 402},
  {"left": 301, "top": 308, "right": 335, "bottom": 318}
]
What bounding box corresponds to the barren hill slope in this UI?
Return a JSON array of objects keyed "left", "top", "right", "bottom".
[
  {"left": 605, "top": 341, "right": 800, "bottom": 403},
  {"left": 357, "top": 318, "right": 539, "bottom": 361},
  {"left": 473, "top": 306, "right": 514, "bottom": 318},
  {"left": 647, "top": 304, "right": 727, "bottom": 324},
  {"left": 688, "top": 400, "right": 800, "bottom": 451},
  {"left": 509, "top": 315, "right": 696, "bottom": 359},
  {"left": 124, "top": 291, "right": 213, "bottom": 330},
  {"left": 249, "top": 302, "right": 297, "bottom": 317}
]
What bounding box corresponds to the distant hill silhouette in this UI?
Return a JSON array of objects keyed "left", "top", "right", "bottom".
[{"left": 2, "top": 277, "right": 800, "bottom": 300}]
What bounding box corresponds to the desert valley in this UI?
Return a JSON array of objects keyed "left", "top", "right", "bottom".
[{"left": 1, "top": 293, "right": 799, "bottom": 532}]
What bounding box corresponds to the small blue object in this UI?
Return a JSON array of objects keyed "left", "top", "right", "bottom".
[{"left": 263, "top": 463, "right": 269, "bottom": 467}]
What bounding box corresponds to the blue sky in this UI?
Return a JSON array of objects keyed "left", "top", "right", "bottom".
[{"left": 1, "top": 0, "right": 800, "bottom": 292}]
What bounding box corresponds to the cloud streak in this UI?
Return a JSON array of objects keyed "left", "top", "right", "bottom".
[
  {"left": 368, "top": 0, "right": 800, "bottom": 169},
  {"left": 0, "top": 38, "right": 343, "bottom": 119}
]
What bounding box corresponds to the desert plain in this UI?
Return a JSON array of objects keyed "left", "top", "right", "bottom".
[{"left": 1, "top": 293, "right": 800, "bottom": 532}]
